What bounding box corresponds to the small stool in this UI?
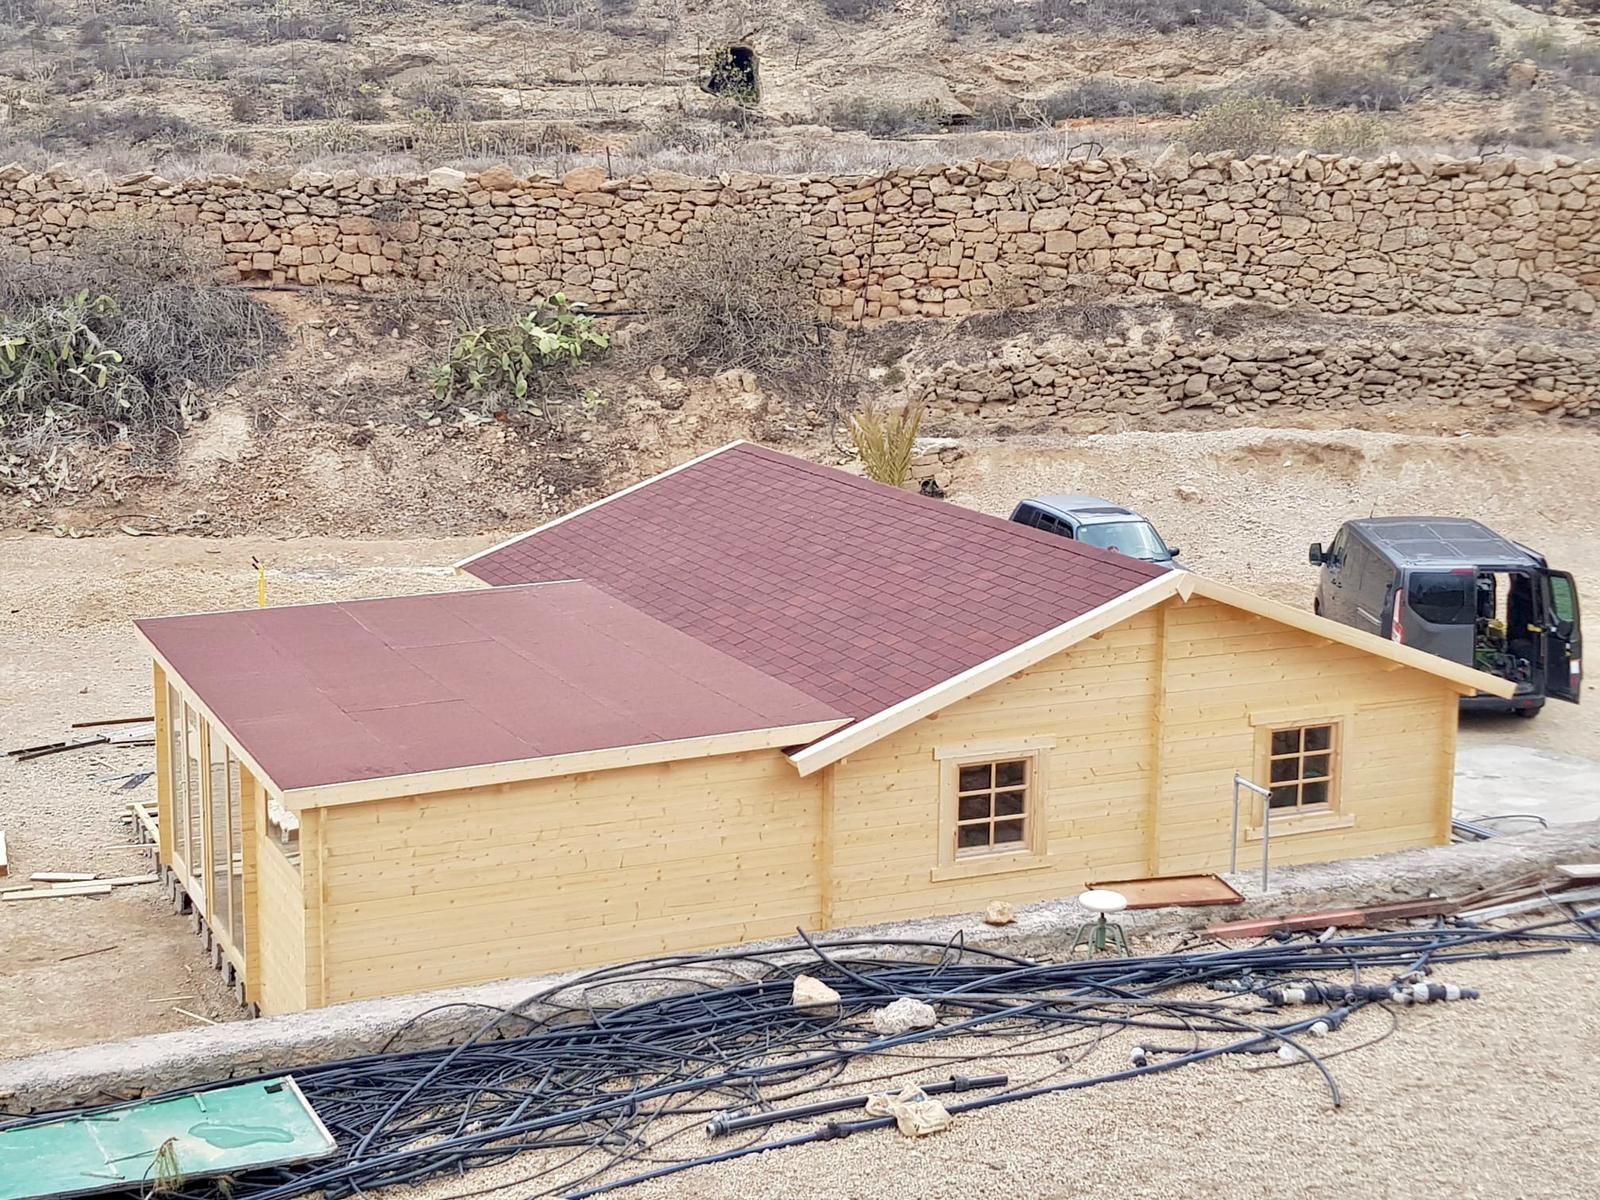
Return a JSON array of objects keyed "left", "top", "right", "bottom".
[{"left": 1067, "top": 889, "right": 1130, "bottom": 956}]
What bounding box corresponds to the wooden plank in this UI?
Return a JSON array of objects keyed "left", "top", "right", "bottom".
[
  {"left": 819, "top": 763, "right": 836, "bottom": 930},
  {"left": 1146, "top": 599, "right": 1169, "bottom": 874},
  {"left": 301, "top": 806, "right": 326, "bottom": 1009},
  {"left": 0, "top": 830, "right": 7, "bottom": 879},
  {"left": 98, "top": 874, "right": 160, "bottom": 887},
  {"left": 4, "top": 884, "right": 113, "bottom": 901},
  {"left": 1458, "top": 884, "right": 1600, "bottom": 922},
  {"left": 71, "top": 715, "right": 155, "bottom": 728},
  {"left": 1556, "top": 864, "right": 1600, "bottom": 881},
  {"left": 1205, "top": 897, "right": 1464, "bottom": 939},
  {"left": 32, "top": 872, "right": 95, "bottom": 883}
]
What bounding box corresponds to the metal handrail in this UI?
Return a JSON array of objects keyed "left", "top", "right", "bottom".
[{"left": 1231, "top": 773, "right": 1274, "bottom": 891}]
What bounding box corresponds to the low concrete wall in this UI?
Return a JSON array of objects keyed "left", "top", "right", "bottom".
[{"left": 3, "top": 819, "right": 1597, "bottom": 1115}]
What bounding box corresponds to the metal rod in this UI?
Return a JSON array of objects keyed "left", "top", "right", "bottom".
[
  {"left": 1231, "top": 774, "right": 1272, "bottom": 890},
  {"left": 1262, "top": 793, "right": 1272, "bottom": 892}
]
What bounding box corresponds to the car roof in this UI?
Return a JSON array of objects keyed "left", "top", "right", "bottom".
[
  {"left": 1025, "top": 495, "right": 1146, "bottom": 526},
  {"left": 1348, "top": 517, "right": 1543, "bottom": 570}
]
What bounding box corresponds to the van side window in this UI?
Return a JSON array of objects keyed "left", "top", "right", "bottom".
[
  {"left": 1328, "top": 528, "right": 1348, "bottom": 567},
  {"left": 1013, "top": 505, "right": 1039, "bottom": 527},
  {"left": 1550, "top": 574, "right": 1578, "bottom": 624}
]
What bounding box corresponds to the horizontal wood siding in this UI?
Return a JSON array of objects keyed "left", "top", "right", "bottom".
[
  {"left": 828, "top": 611, "right": 1160, "bottom": 926},
  {"left": 316, "top": 751, "right": 822, "bottom": 1004},
  {"left": 1154, "top": 595, "right": 1457, "bottom": 874},
  {"left": 255, "top": 824, "right": 307, "bottom": 1015}
]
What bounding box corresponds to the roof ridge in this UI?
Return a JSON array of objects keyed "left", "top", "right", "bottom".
[{"left": 454, "top": 440, "right": 750, "bottom": 573}]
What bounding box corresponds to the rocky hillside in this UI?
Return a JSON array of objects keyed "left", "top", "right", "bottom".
[{"left": 2, "top": 0, "right": 1599, "bottom": 177}]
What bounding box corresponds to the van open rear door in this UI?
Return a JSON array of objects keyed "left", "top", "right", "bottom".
[{"left": 1544, "top": 570, "right": 1583, "bottom": 703}]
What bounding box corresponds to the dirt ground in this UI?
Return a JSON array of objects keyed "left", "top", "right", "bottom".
[{"left": 2, "top": 425, "right": 1598, "bottom": 1057}]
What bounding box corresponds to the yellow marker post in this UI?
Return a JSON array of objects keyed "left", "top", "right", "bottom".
[{"left": 252, "top": 556, "right": 266, "bottom": 608}]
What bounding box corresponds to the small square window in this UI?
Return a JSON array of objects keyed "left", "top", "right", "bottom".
[
  {"left": 946, "top": 753, "right": 1035, "bottom": 860},
  {"left": 1262, "top": 722, "right": 1339, "bottom": 817}
]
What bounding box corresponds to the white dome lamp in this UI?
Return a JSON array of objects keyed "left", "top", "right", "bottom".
[{"left": 1068, "top": 888, "right": 1130, "bottom": 956}]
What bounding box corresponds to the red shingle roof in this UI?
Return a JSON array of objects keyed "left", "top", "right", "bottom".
[
  {"left": 137, "top": 582, "right": 846, "bottom": 792},
  {"left": 461, "top": 443, "right": 1167, "bottom": 719}
]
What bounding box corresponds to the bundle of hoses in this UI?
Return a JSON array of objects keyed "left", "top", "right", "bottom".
[{"left": 5, "top": 917, "right": 1595, "bottom": 1200}]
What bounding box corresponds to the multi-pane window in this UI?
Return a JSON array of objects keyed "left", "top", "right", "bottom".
[
  {"left": 1267, "top": 723, "right": 1337, "bottom": 811},
  {"left": 954, "top": 758, "right": 1031, "bottom": 856}
]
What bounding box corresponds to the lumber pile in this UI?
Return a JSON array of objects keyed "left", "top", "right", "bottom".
[
  {"left": 1206, "top": 864, "right": 1600, "bottom": 939},
  {"left": 0, "top": 873, "right": 157, "bottom": 903}
]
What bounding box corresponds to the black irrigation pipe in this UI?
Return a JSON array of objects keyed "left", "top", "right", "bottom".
[{"left": 6, "top": 920, "right": 1596, "bottom": 1200}]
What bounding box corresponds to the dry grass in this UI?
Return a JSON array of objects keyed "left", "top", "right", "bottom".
[{"left": 848, "top": 399, "right": 925, "bottom": 487}]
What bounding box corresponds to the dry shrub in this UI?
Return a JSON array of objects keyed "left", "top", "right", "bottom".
[
  {"left": 640, "top": 209, "right": 816, "bottom": 374},
  {"left": 1307, "top": 113, "right": 1389, "bottom": 154},
  {"left": 821, "top": 0, "right": 892, "bottom": 18},
  {"left": 827, "top": 95, "right": 943, "bottom": 136},
  {"left": 1187, "top": 94, "right": 1289, "bottom": 154},
  {"left": 1254, "top": 65, "right": 1412, "bottom": 111},
  {"left": 1407, "top": 19, "right": 1506, "bottom": 94},
  {"left": 0, "top": 221, "right": 278, "bottom": 449}
]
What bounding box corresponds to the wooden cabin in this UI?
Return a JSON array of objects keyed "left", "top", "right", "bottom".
[{"left": 139, "top": 443, "right": 1511, "bottom": 1015}]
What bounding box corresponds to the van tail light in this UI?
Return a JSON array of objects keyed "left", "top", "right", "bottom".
[{"left": 1391, "top": 590, "right": 1405, "bottom": 644}]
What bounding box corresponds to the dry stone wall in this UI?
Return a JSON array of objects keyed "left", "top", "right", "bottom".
[
  {"left": 897, "top": 331, "right": 1600, "bottom": 424},
  {"left": 1, "top": 150, "right": 1597, "bottom": 324}
]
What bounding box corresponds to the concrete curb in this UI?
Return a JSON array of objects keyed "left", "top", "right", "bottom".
[{"left": 4, "top": 819, "right": 1598, "bottom": 1115}]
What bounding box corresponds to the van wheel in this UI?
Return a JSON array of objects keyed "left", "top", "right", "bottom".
[{"left": 1312, "top": 599, "right": 1321, "bottom": 616}]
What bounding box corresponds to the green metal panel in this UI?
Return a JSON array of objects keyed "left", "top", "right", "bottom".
[{"left": 0, "top": 1077, "right": 335, "bottom": 1200}]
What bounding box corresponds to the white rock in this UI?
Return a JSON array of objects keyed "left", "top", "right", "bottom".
[
  {"left": 791, "top": 973, "right": 841, "bottom": 1013},
  {"left": 870, "top": 997, "right": 938, "bottom": 1035},
  {"left": 983, "top": 900, "right": 1016, "bottom": 926},
  {"left": 428, "top": 167, "right": 468, "bottom": 191}
]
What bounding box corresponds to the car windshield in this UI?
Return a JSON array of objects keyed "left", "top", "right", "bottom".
[{"left": 1077, "top": 520, "right": 1170, "bottom": 561}]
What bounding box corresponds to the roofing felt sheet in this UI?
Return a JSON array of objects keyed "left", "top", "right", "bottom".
[
  {"left": 137, "top": 582, "right": 845, "bottom": 792},
  {"left": 463, "top": 443, "right": 1167, "bottom": 718}
]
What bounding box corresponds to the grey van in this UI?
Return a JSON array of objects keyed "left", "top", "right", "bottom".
[{"left": 1309, "top": 517, "right": 1582, "bottom": 716}]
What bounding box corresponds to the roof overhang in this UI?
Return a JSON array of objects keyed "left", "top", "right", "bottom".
[
  {"left": 283, "top": 718, "right": 848, "bottom": 810},
  {"left": 139, "top": 624, "right": 289, "bottom": 797},
  {"left": 787, "top": 572, "right": 1515, "bottom": 776}
]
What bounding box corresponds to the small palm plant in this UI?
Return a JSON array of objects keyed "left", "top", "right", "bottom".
[{"left": 847, "top": 399, "right": 925, "bottom": 488}]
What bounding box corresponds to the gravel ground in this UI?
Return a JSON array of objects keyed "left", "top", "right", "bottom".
[{"left": 378, "top": 930, "right": 1600, "bottom": 1200}]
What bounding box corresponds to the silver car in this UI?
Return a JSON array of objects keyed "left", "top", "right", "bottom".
[{"left": 1009, "top": 495, "right": 1183, "bottom": 569}]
